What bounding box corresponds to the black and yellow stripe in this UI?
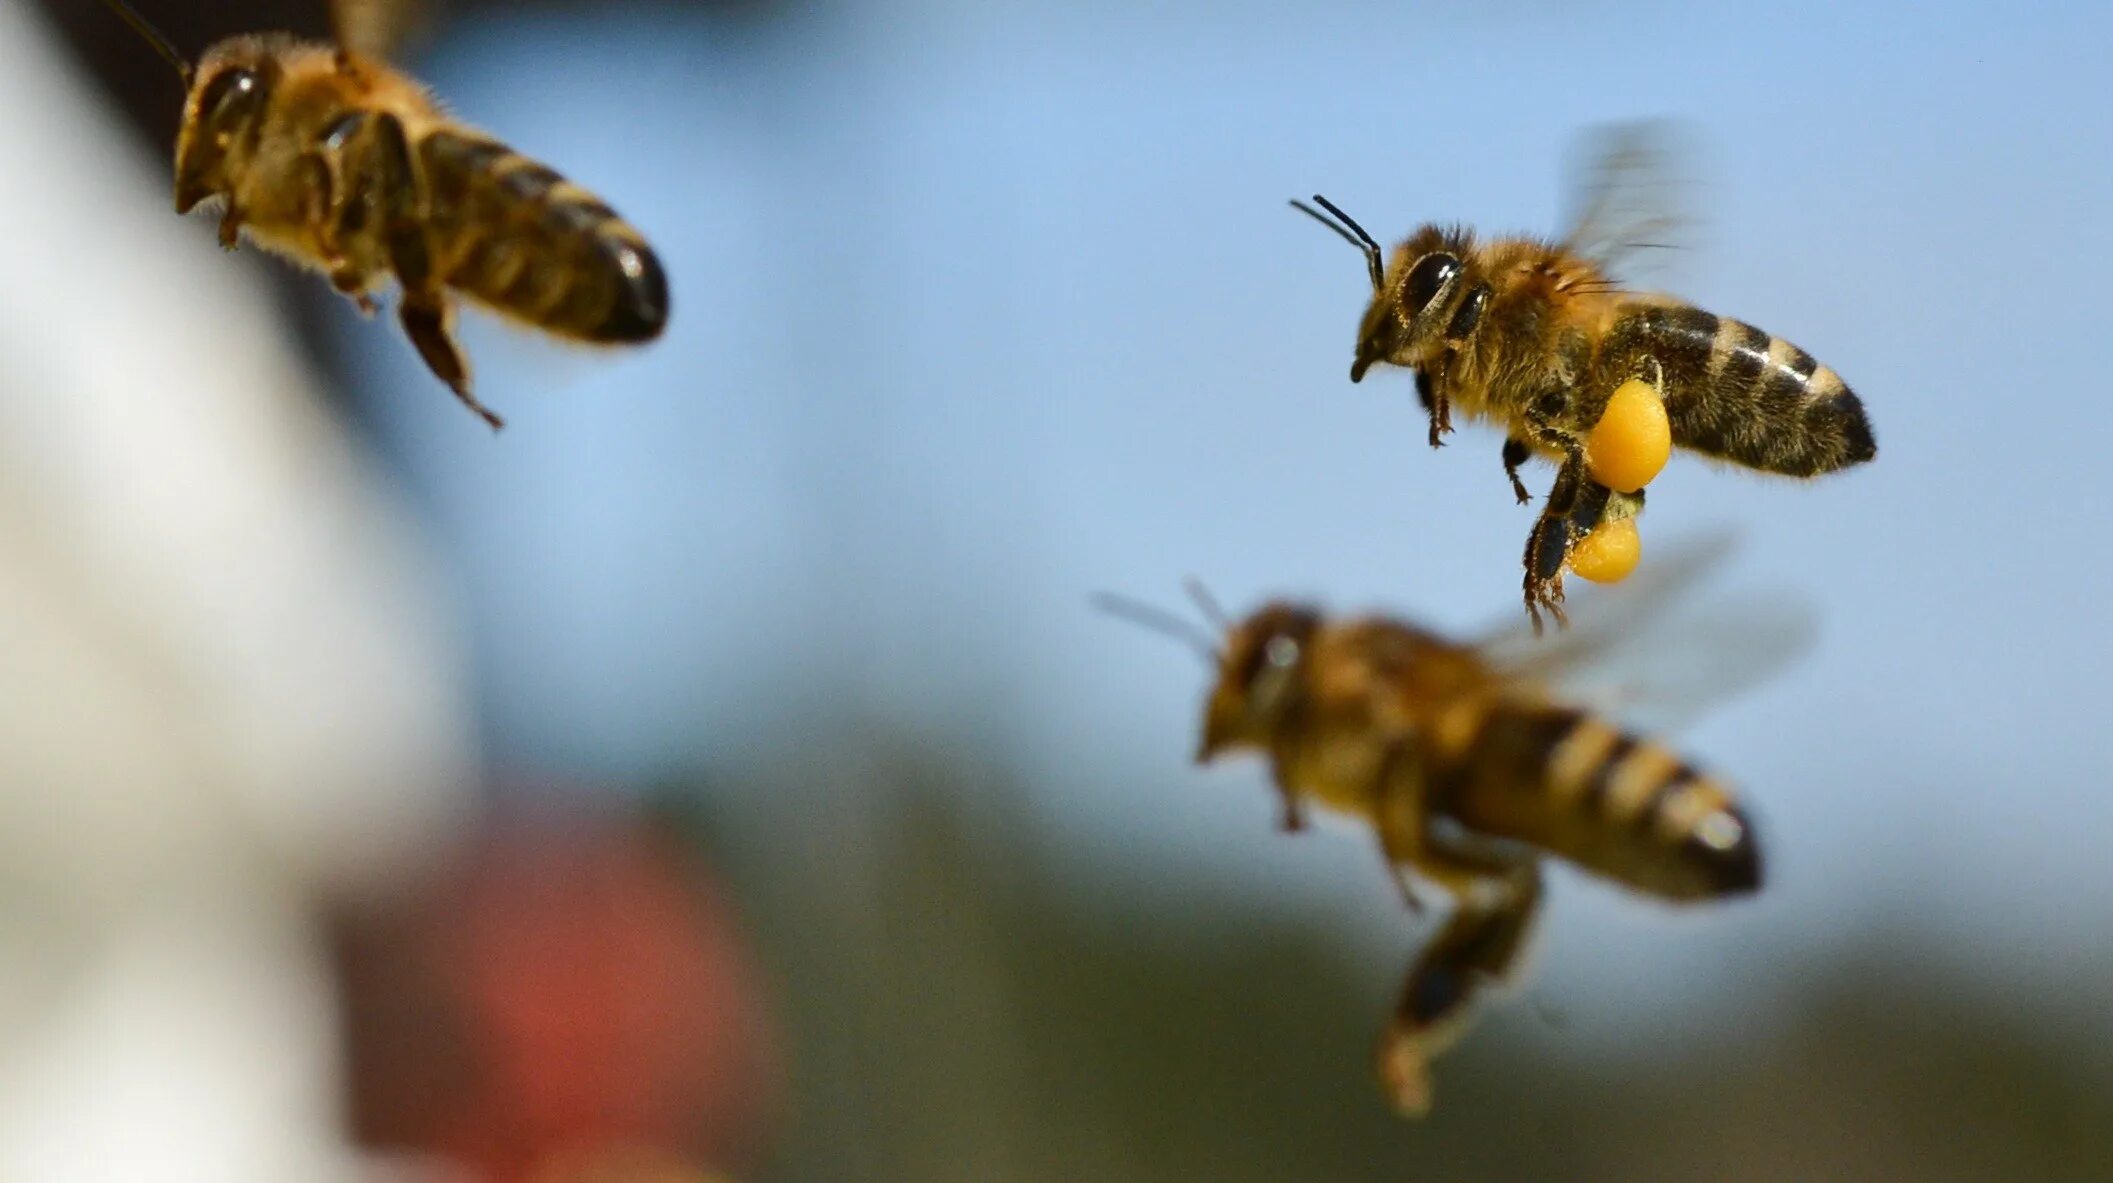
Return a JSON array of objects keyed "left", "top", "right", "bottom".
[
  {"left": 1438, "top": 706, "right": 1760, "bottom": 901},
  {"left": 419, "top": 130, "right": 668, "bottom": 343},
  {"left": 1596, "top": 304, "right": 1874, "bottom": 477}
]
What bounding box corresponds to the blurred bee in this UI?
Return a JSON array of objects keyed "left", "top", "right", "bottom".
[
  {"left": 1097, "top": 538, "right": 1805, "bottom": 1115},
  {"left": 1294, "top": 126, "right": 1875, "bottom": 627},
  {"left": 96, "top": 0, "right": 670, "bottom": 430}
]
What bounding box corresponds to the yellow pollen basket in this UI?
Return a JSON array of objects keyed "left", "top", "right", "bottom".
[
  {"left": 1584, "top": 376, "right": 1671, "bottom": 494},
  {"left": 1566, "top": 516, "right": 1640, "bottom": 584},
  {"left": 1565, "top": 375, "right": 1669, "bottom": 585}
]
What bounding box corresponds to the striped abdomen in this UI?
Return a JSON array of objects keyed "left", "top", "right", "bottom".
[
  {"left": 418, "top": 130, "right": 668, "bottom": 343},
  {"left": 1597, "top": 304, "right": 1874, "bottom": 477},
  {"left": 1433, "top": 705, "right": 1760, "bottom": 900}
]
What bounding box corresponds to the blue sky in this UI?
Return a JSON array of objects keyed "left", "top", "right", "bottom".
[{"left": 346, "top": 0, "right": 2113, "bottom": 1040}]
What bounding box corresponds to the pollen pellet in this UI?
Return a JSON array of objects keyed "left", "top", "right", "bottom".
[
  {"left": 1566, "top": 517, "right": 1640, "bottom": 584},
  {"left": 1584, "top": 377, "right": 1671, "bottom": 493}
]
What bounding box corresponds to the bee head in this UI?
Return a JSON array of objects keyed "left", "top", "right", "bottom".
[
  {"left": 1350, "top": 224, "right": 1487, "bottom": 382},
  {"left": 1199, "top": 602, "right": 1320, "bottom": 762},
  {"left": 174, "top": 39, "right": 282, "bottom": 215}
]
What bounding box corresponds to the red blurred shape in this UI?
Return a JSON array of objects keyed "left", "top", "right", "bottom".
[{"left": 333, "top": 797, "right": 777, "bottom": 1183}]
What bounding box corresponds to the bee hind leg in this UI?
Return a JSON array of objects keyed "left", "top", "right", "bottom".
[
  {"left": 1378, "top": 849, "right": 1544, "bottom": 1117},
  {"left": 400, "top": 299, "right": 503, "bottom": 431},
  {"left": 1517, "top": 390, "right": 1605, "bottom": 628},
  {"left": 363, "top": 112, "right": 506, "bottom": 432},
  {"left": 1522, "top": 492, "right": 1575, "bottom": 636},
  {"left": 1521, "top": 455, "right": 1609, "bottom": 632},
  {"left": 1522, "top": 455, "right": 1650, "bottom": 630}
]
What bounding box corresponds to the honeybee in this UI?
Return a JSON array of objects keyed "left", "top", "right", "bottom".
[
  {"left": 1294, "top": 126, "right": 1875, "bottom": 628},
  {"left": 96, "top": 0, "right": 669, "bottom": 430},
  {"left": 1098, "top": 538, "right": 1806, "bottom": 1115}
]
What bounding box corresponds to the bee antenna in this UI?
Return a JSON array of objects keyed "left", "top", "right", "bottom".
[
  {"left": 1291, "top": 194, "right": 1385, "bottom": 291},
  {"left": 1181, "top": 576, "right": 1230, "bottom": 632},
  {"left": 98, "top": 0, "right": 194, "bottom": 87},
  {"left": 1090, "top": 592, "right": 1220, "bottom": 663}
]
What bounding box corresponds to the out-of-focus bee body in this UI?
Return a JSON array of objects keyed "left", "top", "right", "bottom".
[
  {"left": 1299, "top": 128, "right": 1875, "bottom": 627},
  {"left": 100, "top": 2, "right": 669, "bottom": 429},
  {"left": 1130, "top": 546, "right": 1782, "bottom": 1115},
  {"left": 418, "top": 129, "right": 666, "bottom": 344},
  {"left": 1421, "top": 698, "right": 1750, "bottom": 901}
]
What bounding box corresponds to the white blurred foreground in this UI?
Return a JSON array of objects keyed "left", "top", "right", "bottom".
[{"left": 0, "top": 8, "right": 476, "bottom": 1180}]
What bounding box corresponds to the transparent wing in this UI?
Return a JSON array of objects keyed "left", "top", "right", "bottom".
[
  {"left": 1557, "top": 120, "right": 1699, "bottom": 287},
  {"left": 1475, "top": 532, "right": 1816, "bottom": 735},
  {"left": 332, "top": 0, "right": 426, "bottom": 60}
]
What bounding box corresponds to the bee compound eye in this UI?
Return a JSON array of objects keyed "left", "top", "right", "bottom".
[
  {"left": 1402, "top": 252, "right": 1460, "bottom": 315},
  {"left": 198, "top": 67, "right": 262, "bottom": 123}
]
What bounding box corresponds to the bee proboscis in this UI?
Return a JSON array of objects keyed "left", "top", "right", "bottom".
[
  {"left": 96, "top": 0, "right": 670, "bottom": 430},
  {"left": 1099, "top": 538, "right": 1806, "bottom": 1115},
  {"left": 1295, "top": 125, "right": 1875, "bottom": 628}
]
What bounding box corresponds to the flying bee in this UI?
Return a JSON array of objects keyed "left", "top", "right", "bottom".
[
  {"left": 1294, "top": 125, "right": 1875, "bottom": 628},
  {"left": 1097, "top": 537, "right": 1807, "bottom": 1116},
  {"left": 96, "top": 0, "right": 670, "bottom": 430}
]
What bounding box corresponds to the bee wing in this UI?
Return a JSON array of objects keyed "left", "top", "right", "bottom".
[
  {"left": 332, "top": 0, "right": 426, "bottom": 61},
  {"left": 1476, "top": 533, "right": 1816, "bottom": 734},
  {"left": 1557, "top": 120, "right": 1698, "bottom": 287}
]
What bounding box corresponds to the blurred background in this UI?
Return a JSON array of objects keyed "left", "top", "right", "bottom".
[{"left": 12, "top": 0, "right": 2113, "bottom": 1179}]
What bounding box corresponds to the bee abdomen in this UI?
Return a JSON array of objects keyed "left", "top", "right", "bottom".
[
  {"left": 1443, "top": 708, "right": 1760, "bottom": 900},
  {"left": 1604, "top": 305, "right": 1875, "bottom": 477},
  {"left": 419, "top": 131, "right": 668, "bottom": 343}
]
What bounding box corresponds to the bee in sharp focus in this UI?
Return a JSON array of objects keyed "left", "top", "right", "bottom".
[
  {"left": 96, "top": 0, "right": 669, "bottom": 430},
  {"left": 1294, "top": 125, "right": 1875, "bottom": 628},
  {"left": 1098, "top": 538, "right": 1804, "bottom": 1115}
]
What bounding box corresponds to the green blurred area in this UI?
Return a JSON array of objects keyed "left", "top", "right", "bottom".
[{"left": 653, "top": 729, "right": 2113, "bottom": 1183}]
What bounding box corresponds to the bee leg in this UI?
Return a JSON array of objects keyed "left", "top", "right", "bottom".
[
  {"left": 333, "top": 273, "right": 380, "bottom": 318},
  {"left": 1372, "top": 739, "right": 1431, "bottom": 913},
  {"left": 1517, "top": 388, "right": 1598, "bottom": 628},
  {"left": 1264, "top": 742, "right": 1309, "bottom": 833},
  {"left": 1521, "top": 461, "right": 1578, "bottom": 633},
  {"left": 400, "top": 299, "right": 503, "bottom": 431},
  {"left": 1380, "top": 851, "right": 1425, "bottom": 913},
  {"left": 1377, "top": 851, "right": 1544, "bottom": 1116},
  {"left": 300, "top": 149, "right": 380, "bottom": 316},
  {"left": 1501, "top": 437, "right": 1533, "bottom": 505},
  {"left": 1277, "top": 794, "right": 1308, "bottom": 834},
  {"left": 1522, "top": 454, "right": 1614, "bottom": 632},
  {"left": 365, "top": 112, "right": 506, "bottom": 432},
  {"left": 216, "top": 205, "right": 244, "bottom": 251},
  {"left": 1522, "top": 462, "right": 1647, "bottom": 630},
  {"left": 1414, "top": 369, "right": 1452, "bottom": 449}
]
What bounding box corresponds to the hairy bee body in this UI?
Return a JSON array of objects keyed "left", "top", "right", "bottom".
[
  {"left": 1302, "top": 139, "right": 1878, "bottom": 625},
  {"left": 1383, "top": 228, "right": 1876, "bottom": 478},
  {"left": 1416, "top": 230, "right": 1874, "bottom": 478},
  {"left": 158, "top": 32, "right": 667, "bottom": 427},
  {"left": 1194, "top": 598, "right": 1760, "bottom": 1114}
]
